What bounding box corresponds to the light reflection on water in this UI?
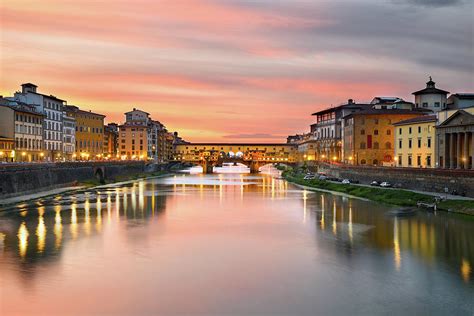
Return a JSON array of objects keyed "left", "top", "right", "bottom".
[{"left": 0, "top": 168, "right": 473, "bottom": 315}]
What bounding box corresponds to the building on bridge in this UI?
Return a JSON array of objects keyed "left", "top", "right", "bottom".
[{"left": 174, "top": 143, "right": 298, "bottom": 173}]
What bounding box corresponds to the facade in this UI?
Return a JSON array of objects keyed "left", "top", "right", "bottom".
[
  {"left": 394, "top": 115, "right": 437, "bottom": 168},
  {"left": 118, "top": 109, "right": 150, "bottom": 159},
  {"left": 62, "top": 113, "right": 76, "bottom": 160},
  {"left": 343, "top": 110, "right": 425, "bottom": 166},
  {"left": 104, "top": 123, "right": 119, "bottom": 158},
  {"left": 65, "top": 105, "right": 105, "bottom": 159},
  {"left": 435, "top": 110, "right": 474, "bottom": 169},
  {"left": 412, "top": 77, "right": 449, "bottom": 112},
  {"left": 0, "top": 137, "right": 15, "bottom": 162},
  {"left": 0, "top": 102, "right": 44, "bottom": 162},
  {"left": 118, "top": 124, "right": 148, "bottom": 159},
  {"left": 13, "top": 83, "right": 65, "bottom": 160},
  {"left": 309, "top": 99, "right": 371, "bottom": 163}
]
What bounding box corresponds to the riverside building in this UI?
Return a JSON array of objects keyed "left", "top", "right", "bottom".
[
  {"left": 65, "top": 105, "right": 105, "bottom": 160},
  {"left": 394, "top": 115, "right": 437, "bottom": 168},
  {"left": 343, "top": 109, "right": 425, "bottom": 166},
  {"left": 13, "top": 83, "right": 65, "bottom": 160},
  {"left": 0, "top": 100, "right": 44, "bottom": 162}
]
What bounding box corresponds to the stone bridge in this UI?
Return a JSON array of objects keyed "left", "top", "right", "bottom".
[{"left": 174, "top": 143, "right": 298, "bottom": 174}]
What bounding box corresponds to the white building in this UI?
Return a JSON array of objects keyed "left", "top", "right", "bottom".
[
  {"left": 62, "top": 113, "right": 76, "bottom": 160},
  {"left": 412, "top": 77, "right": 449, "bottom": 112},
  {"left": 13, "top": 83, "right": 66, "bottom": 161}
]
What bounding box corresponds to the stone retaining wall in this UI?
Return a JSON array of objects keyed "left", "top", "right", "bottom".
[
  {"left": 0, "top": 162, "right": 147, "bottom": 197},
  {"left": 317, "top": 164, "right": 474, "bottom": 197}
]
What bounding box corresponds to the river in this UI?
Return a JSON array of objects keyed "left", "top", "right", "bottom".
[{"left": 0, "top": 167, "right": 473, "bottom": 315}]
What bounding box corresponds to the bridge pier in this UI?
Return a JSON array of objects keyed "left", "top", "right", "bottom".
[
  {"left": 249, "top": 161, "right": 260, "bottom": 174},
  {"left": 202, "top": 160, "right": 214, "bottom": 174}
]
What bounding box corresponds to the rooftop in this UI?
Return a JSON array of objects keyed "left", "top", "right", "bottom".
[
  {"left": 65, "top": 105, "right": 106, "bottom": 117},
  {"left": 393, "top": 115, "right": 437, "bottom": 126},
  {"left": 343, "top": 108, "right": 427, "bottom": 119},
  {"left": 450, "top": 93, "right": 474, "bottom": 99},
  {"left": 312, "top": 99, "right": 371, "bottom": 116},
  {"left": 412, "top": 77, "right": 449, "bottom": 95}
]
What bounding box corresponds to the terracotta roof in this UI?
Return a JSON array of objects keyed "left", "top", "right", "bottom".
[
  {"left": 312, "top": 102, "right": 371, "bottom": 116},
  {"left": 343, "top": 108, "right": 426, "bottom": 119},
  {"left": 393, "top": 115, "right": 437, "bottom": 126}
]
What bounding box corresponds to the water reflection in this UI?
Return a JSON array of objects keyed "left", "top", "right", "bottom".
[{"left": 0, "top": 171, "right": 473, "bottom": 315}]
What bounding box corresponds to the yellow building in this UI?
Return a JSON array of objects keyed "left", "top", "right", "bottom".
[
  {"left": 394, "top": 115, "right": 437, "bottom": 168},
  {"left": 118, "top": 124, "right": 148, "bottom": 159},
  {"left": 65, "top": 106, "right": 105, "bottom": 160},
  {"left": 343, "top": 109, "right": 425, "bottom": 166}
]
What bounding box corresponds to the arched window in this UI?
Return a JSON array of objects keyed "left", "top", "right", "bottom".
[
  {"left": 374, "top": 129, "right": 379, "bottom": 135},
  {"left": 360, "top": 159, "right": 366, "bottom": 165},
  {"left": 373, "top": 142, "right": 379, "bottom": 149},
  {"left": 360, "top": 129, "right": 365, "bottom": 135},
  {"left": 386, "top": 129, "right": 391, "bottom": 135},
  {"left": 385, "top": 142, "right": 391, "bottom": 149}
]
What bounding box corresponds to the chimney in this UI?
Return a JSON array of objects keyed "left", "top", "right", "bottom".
[{"left": 348, "top": 99, "right": 354, "bottom": 104}]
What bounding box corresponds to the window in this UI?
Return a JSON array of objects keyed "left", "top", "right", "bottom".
[
  {"left": 408, "top": 139, "right": 412, "bottom": 149},
  {"left": 418, "top": 126, "right": 421, "bottom": 133},
  {"left": 434, "top": 102, "right": 440, "bottom": 107},
  {"left": 374, "top": 129, "right": 379, "bottom": 135},
  {"left": 360, "top": 129, "right": 365, "bottom": 135},
  {"left": 374, "top": 119, "right": 379, "bottom": 124},
  {"left": 360, "top": 159, "right": 366, "bottom": 165},
  {"left": 399, "top": 139, "right": 402, "bottom": 149},
  {"left": 360, "top": 142, "right": 366, "bottom": 149},
  {"left": 409, "top": 127, "right": 412, "bottom": 134},
  {"left": 427, "top": 155, "right": 432, "bottom": 167},
  {"left": 422, "top": 102, "right": 428, "bottom": 107},
  {"left": 418, "top": 138, "right": 421, "bottom": 148},
  {"left": 408, "top": 155, "right": 412, "bottom": 166},
  {"left": 373, "top": 142, "right": 379, "bottom": 149},
  {"left": 399, "top": 128, "right": 402, "bottom": 135},
  {"left": 386, "top": 142, "right": 391, "bottom": 149},
  {"left": 417, "top": 155, "right": 421, "bottom": 166},
  {"left": 398, "top": 155, "right": 402, "bottom": 165},
  {"left": 427, "top": 138, "right": 431, "bottom": 148},
  {"left": 387, "top": 129, "right": 391, "bottom": 135}
]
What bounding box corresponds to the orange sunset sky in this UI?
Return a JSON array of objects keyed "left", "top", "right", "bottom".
[{"left": 1, "top": 0, "right": 473, "bottom": 142}]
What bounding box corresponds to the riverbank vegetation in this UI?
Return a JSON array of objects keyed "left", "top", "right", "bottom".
[{"left": 281, "top": 168, "right": 474, "bottom": 215}]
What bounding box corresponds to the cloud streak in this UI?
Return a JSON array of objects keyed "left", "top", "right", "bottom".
[{"left": 0, "top": 0, "right": 472, "bottom": 142}]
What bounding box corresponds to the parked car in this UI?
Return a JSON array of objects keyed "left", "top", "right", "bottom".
[
  {"left": 303, "top": 174, "right": 316, "bottom": 180},
  {"left": 380, "top": 182, "right": 392, "bottom": 188},
  {"left": 341, "top": 179, "right": 351, "bottom": 184},
  {"left": 350, "top": 179, "right": 360, "bottom": 184},
  {"left": 370, "top": 181, "right": 379, "bottom": 186},
  {"left": 318, "top": 175, "right": 327, "bottom": 181}
]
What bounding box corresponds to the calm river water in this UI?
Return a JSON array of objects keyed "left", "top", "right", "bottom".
[{"left": 0, "top": 168, "right": 473, "bottom": 315}]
